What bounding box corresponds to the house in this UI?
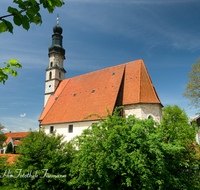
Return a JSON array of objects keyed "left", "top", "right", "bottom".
[
  {"left": 190, "top": 116, "right": 200, "bottom": 144},
  {"left": 0, "top": 132, "right": 30, "bottom": 154},
  {"left": 39, "top": 20, "right": 162, "bottom": 142}
]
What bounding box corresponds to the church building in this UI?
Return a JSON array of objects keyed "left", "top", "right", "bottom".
[{"left": 39, "top": 21, "right": 163, "bottom": 142}]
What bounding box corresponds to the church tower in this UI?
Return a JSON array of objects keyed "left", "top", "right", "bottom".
[{"left": 44, "top": 18, "right": 66, "bottom": 106}]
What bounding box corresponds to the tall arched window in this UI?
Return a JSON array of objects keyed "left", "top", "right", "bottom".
[
  {"left": 59, "top": 72, "right": 61, "bottom": 79},
  {"left": 49, "top": 72, "right": 52, "bottom": 80},
  {"left": 50, "top": 62, "right": 53, "bottom": 67}
]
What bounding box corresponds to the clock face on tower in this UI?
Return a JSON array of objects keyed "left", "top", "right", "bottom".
[{"left": 48, "top": 83, "right": 52, "bottom": 89}]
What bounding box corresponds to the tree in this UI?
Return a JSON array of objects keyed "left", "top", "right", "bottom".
[
  {"left": 0, "top": 0, "right": 64, "bottom": 84},
  {"left": 5, "top": 142, "right": 13, "bottom": 154},
  {"left": 3, "top": 129, "right": 74, "bottom": 190},
  {"left": 0, "top": 123, "right": 8, "bottom": 142},
  {"left": 161, "top": 105, "right": 197, "bottom": 145},
  {"left": 182, "top": 57, "right": 200, "bottom": 114},
  {"left": 69, "top": 107, "right": 200, "bottom": 190}
]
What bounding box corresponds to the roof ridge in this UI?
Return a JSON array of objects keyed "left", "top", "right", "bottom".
[
  {"left": 138, "top": 60, "right": 142, "bottom": 102},
  {"left": 65, "top": 59, "right": 143, "bottom": 81},
  {"left": 141, "top": 60, "right": 161, "bottom": 104}
]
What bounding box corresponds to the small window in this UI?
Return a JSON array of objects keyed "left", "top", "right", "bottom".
[
  {"left": 49, "top": 72, "right": 52, "bottom": 80},
  {"left": 50, "top": 126, "right": 54, "bottom": 133},
  {"left": 50, "top": 62, "right": 53, "bottom": 67},
  {"left": 59, "top": 72, "right": 61, "bottom": 79},
  {"left": 68, "top": 125, "right": 73, "bottom": 133},
  {"left": 147, "top": 114, "right": 154, "bottom": 120}
]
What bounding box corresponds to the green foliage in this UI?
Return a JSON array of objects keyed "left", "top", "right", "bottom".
[
  {"left": 0, "top": 0, "right": 64, "bottom": 33},
  {"left": 0, "top": 123, "right": 8, "bottom": 142},
  {"left": 161, "top": 105, "right": 197, "bottom": 144},
  {"left": 183, "top": 57, "right": 200, "bottom": 114},
  {"left": 0, "top": 59, "right": 22, "bottom": 84},
  {"left": 69, "top": 107, "right": 200, "bottom": 190},
  {"left": 5, "top": 142, "right": 13, "bottom": 154},
  {"left": 3, "top": 129, "right": 74, "bottom": 190},
  {"left": 0, "top": 156, "right": 9, "bottom": 186},
  {"left": 0, "top": 136, "right": 8, "bottom": 143}
]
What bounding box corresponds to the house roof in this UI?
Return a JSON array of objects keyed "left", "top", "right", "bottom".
[
  {"left": 0, "top": 154, "right": 19, "bottom": 164},
  {"left": 2, "top": 132, "right": 30, "bottom": 138},
  {"left": 4, "top": 137, "right": 11, "bottom": 145},
  {"left": 39, "top": 59, "right": 161, "bottom": 125},
  {"left": 13, "top": 141, "right": 22, "bottom": 145}
]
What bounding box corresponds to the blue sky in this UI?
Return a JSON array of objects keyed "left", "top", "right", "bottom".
[{"left": 0, "top": 0, "right": 200, "bottom": 132}]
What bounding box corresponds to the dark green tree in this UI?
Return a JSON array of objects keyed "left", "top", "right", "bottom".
[
  {"left": 5, "top": 142, "right": 13, "bottom": 154},
  {"left": 69, "top": 107, "right": 200, "bottom": 190},
  {"left": 3, "top": 129, "right": 74, "bottom": 190},
  {"left": 182, "top": 57, "right": 200, "bottom": 114}
]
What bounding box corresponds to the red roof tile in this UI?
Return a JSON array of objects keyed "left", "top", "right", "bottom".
[
  {"left": 4, "top": 137, "right": 11, "bottom": 145},
  {"left": 13, "top": 141, "right": 22, "bottom": 145},
  {"left": 39, "top": 59, "right": 161, "bottom": 125},
  {"left": 2, "top": 132, "right": 30, "bottom": 139},
  {"left": 0, "top": 154, "right": 19, "bottom": 164}
]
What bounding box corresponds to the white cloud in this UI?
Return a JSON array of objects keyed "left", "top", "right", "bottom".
[
  {"left": 20, "top": 113, "right": 26, "bottom": 117},
  {"left": 0, "top": 116, "right": 39, "bottom": 132}
]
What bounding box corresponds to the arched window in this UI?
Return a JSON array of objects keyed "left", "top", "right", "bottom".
[
  {"left": 50, "top": 62, "right": 53, "bottom": 67},
  {"left": 59, "top": 72, "right": 61, "bottom": 79},
  {"left": 147, "top": 114, "right": 154, "bottom": 120},
  {"left": 49, "top": 72, "right": 52, "bottom": 80}
]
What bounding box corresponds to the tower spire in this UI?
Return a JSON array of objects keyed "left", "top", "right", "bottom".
[
  {"left": 44, "top": 19, "right": 66, "bottom": 106},
  {"left": 48, "top": 17, "right": 65, "bottom": 57},
  {"left": 57, "top": 14, "right": 59, "bottom": 25}
]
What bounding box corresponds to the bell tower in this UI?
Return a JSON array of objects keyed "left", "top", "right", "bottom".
[{"left": 44, "top": 18, "right": 66, "bottom": 106}]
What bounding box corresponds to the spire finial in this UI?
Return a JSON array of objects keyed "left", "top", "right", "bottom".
[{"left": 57, "top": 14, "right": 59, "bottom": 25}]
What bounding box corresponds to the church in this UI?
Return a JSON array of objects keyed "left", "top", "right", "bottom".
[{"left": 39, "top": 21, "right": 163, "bottom": 142}]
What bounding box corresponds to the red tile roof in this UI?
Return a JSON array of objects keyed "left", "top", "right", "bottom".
[
  {"left": 13, "top": 141, "right": 22, "bottom": 145},
  {"left": 0, "top": 154, "right": 19, "bottom": 164},
  {"left": 4, "top": 137, "right": 11, "bottom": 145},
  {"left": 2, "top": 132, "right": 30, "bottom": 139},
  {"left": 39, "top": 59, "right": 161, "bottom": 125}
]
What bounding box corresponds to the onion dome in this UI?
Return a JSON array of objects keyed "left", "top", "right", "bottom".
[{"left": 48, "top": 18, "right": 65, "bottom": 57}]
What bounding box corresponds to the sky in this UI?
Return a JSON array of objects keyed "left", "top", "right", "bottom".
[{"left": 0, "top": 0, "right": 200, "bottom": 132}]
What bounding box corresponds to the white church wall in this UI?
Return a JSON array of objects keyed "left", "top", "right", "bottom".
[
  {"left": 41, "top": 120, "right": 99, "bottom": 142},
  {"left": 123, "top": 103, "right": 162, "bottom": 122}
]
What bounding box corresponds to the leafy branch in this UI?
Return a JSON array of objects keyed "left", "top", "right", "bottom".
[
  {"left": 0, "top": 0, "right": 64, "bottom": 33},
  {"left": 0, "top": 59, "right": 22, "bottom": 84},
  {"left": 0, "top": 0, "right": 64, "bottom": 84}
]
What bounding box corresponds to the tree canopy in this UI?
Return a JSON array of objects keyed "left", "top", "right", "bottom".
[
  {"left": 2, "top": 106, "right": 200, "bottom": 189},
  {"left": 0, "top": 0, "right": 64, "bottom": 84},
  {"left": 3, "top": 129, "right": 74, "bottom": 190},
  {"left": 182, "top": 57, "right": 200, "bottom": 114},
  {"left": 69, "top": 107, "right": 200, "bottom": 190}
]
